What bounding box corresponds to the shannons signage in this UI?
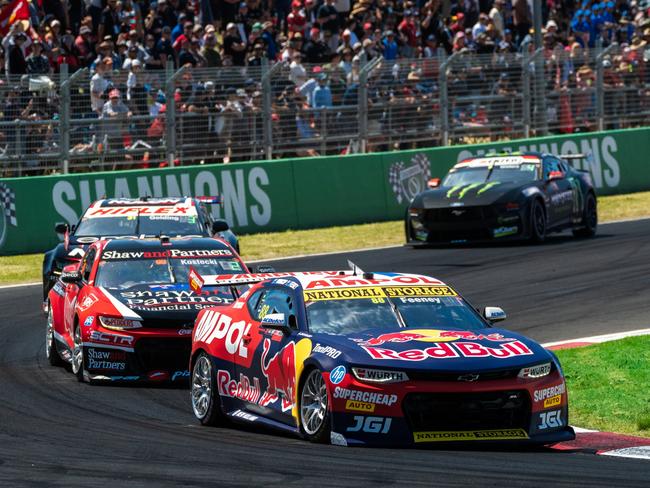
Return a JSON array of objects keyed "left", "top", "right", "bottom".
[{"left": 52, "top": 167, "right": 272, "bottom": 228}]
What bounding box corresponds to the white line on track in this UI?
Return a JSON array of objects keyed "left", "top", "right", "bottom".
[
  {"left": 600, "top": 446, "right": 650, "bottom": 461},
  {"left": 542, "top": 328, "right": 650, "bottom": 348},
  {"left": 0, "top": 281, "right": 40, "bottom": 289}
]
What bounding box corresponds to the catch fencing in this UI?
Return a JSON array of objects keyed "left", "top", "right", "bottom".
[{"left": 1, "top": 43, "right": 648, "bottom": 176}]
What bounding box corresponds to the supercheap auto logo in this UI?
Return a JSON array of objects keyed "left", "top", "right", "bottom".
[{"left": 358, "top": 329, "right": 513, "bottom": 346}]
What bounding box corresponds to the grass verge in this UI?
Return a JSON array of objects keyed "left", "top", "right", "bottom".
[
  {"left": 555, "top": 335, "right": 650, "bottom": 437},
  {"left": 2, "top": 191, "right": 650, "bottom": 286}
]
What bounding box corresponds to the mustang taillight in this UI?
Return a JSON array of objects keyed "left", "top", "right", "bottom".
[
  {"left": 518, "top": 362, "right": 551, "bottom": 379},
  {"left": 99, "top": 316, "right": 142, "bottom": 330},
  {"left": 352, "top": 367, "right": 409, "bottom": 383}
]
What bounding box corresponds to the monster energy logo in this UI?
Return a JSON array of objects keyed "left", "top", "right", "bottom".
[{"left": 447, "top": 182, "right": 501, "bottom": 199}]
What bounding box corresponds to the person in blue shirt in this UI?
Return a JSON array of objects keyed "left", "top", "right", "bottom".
[
  {"left": 312, "top": 74, "right": 333, "bottom": 108},
  {"left": 382, "top": 31, "right": 398, "bottom": 60},
  {"left": 261, "top": 21, "right": 277, "bottom": 60},
  {"left": 572, "top": 10, "right": 591, "bottom": 48}
]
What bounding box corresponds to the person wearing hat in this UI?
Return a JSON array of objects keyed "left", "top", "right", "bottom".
[
  {"left": 382, "top": 30, "right": 398, "bottom": 60},
  {"left": 423, "top": 34, "right": 438, "bottom": 58},
  {"left": 261, "top": 21, "right": 278, "bottom": 60},
  {"left": 156, "top": 26, "right": 176, "bottom": 69},
  {"left": 101, "top": 88, "right": 132, "bottom": 154},
  {"left": 75, "top": 25, "right": 95, "bottom": 66},
  {"left": 303, "top": 27, "right": 331, "bottom": 63},
  {"left": 90, "top": 57, "right": 113, "bottom": 114},
  {"left": 318, "top": 0, "right": 340, "bottom": 51},
  {"left": 26, "top": 39, "right": 51, "bottom": 75},
  {"left": 201, "top": 32, "right": 222, "bottom": 68},
  {"left": 224, "top": 21, "right": 247, "bottom": 66},
  {"left": 312, "top": 72, "right": 332, "bottom": 109},
  {"left": 450, "top": 12, "right": 465, "bottom": 35},
  {"left": 398, "top": 9, "right": 418, "bottom": 58},
  {"left": 288, "top": 1, "right": 307, "bottom": 37}
]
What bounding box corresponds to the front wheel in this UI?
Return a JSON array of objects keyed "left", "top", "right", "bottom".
[
  {"left": 299, "top": 369, "right": 331, "bottom": 443},
  {"left": 530, "top": 200, "right": 547, "bottom": 243},
  {"left": 71, "top": 325, "right": 85, "bottom": 382},
  {"left": 45, "top": 306, "right": 64, "bottom": 367},
  {"left": 573, "top": 193, "right": 597, "bottom": 238},
  {"left": 191, "top": 352, "right": 224, "bottom": 426}
]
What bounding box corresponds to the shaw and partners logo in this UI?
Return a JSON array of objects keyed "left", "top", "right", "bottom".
[
  {"left": 0, "top": 183, "right": 17, "bottom": 248},
  {"left": 388, "top": 154, "right": 431, "bottom": 204}
]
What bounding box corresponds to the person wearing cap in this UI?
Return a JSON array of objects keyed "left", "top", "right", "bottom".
[
  {"left": 74, "top": 25, "right": 94, "bottom": 66},
  {"left": 289, "top": 50, "right": 307, "bottom": 85},
  {"left": 26, "top": 39, "right": 51, "bottom": 75},
  {"left": 178, "top": 37, "right": 198, "bottom": 67},
  {"left": 382, "top": 30, "right": 398, "bottom": 60},
  {"left": 303, "top": 27, "right": 330, "bottom": 63},
  {"left": 490, "top": 0, "right": 506, "bottom": 39},
  {"left": 423, "top": 34, "right": 438, "bottom": 58},
  {"left": 288, "top": 1, "right": 307, "bottom": 37},
  {"left": 224, "top": 21, "right": 247, "bottom": 66},
  {"left": 398, "top": 9, "right": 418, "bottom": 58},
  {"left": 450, "top": 12, "right": 465, "bottom": 35},
  {"left": 143, "top": 34, "right": 163, "bottom": 70},
  {"left": 261, "top": 21, "right": 278, "bottom": 60},
  {"left": 312, "top": 72, "right": 332, "bottom": 109},
  {"left": 472, "top": 12, "right": 489, "bottom": 40},
  {"left": 101, "top": 88, "right": 132, "bottom": 154}
]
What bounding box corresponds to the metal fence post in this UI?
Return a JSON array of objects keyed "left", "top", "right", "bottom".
[
  {"left": 165, "top": 61, "right": 187, "bottom": 168},
  {"left": 596, "top": 43, "right": 617, "bottom": 132},
  {"left": 358, "top": 56, "right": 381, "bottom": 153},
  {"left": 438, "top": 50, "right": 459, "bottom": 147},
  {"left": 261, "top": 59, "right": 284, "bottom": 160},
  {"left": 59, "top": 65, "right": 88, "bottom": 174}
]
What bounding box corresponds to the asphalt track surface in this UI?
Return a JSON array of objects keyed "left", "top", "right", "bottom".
[{"left": 1, "top": 219, "right": 650, "bottom": 487}]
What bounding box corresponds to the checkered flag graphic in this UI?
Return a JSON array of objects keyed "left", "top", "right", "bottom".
[
  {"left": 388, "top": 154, "right": 432, "bottom": 204},
  {"left": 388, "top": 161, "right": 405, "bottom": 204},
  {"left": 0, "top": 183, "right": 17, "bottom": 227}
]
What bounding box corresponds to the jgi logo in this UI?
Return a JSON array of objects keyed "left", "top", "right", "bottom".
[
  {"left": 537, "top": 410, "right": 563, "bottom": 430},
  {"left": 347, "top": 416, "right": 392, "bottom": 434}
]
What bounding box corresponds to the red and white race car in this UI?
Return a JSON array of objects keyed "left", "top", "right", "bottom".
[{"left": 46, "top": 236, "right": 248, "bottom": 383}]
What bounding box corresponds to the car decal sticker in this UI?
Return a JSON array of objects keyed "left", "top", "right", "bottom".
[
  {"left": 458, "top": 183, "right": 482, "bottom": 199},
  {"left": 98, "top": 286, "right": 143, "bottom": 320},
  {"left": 446, "top": 184, "right": 463, "bottom": 198},
  {"left": 477, "top": 181, "right": 501, "bottom": 195}
]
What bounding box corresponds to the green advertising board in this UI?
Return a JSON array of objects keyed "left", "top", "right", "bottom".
[{"left": 0, "top": 127, "right": 648, "bottom": 255}]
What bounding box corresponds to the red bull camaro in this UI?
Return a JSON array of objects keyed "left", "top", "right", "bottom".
[{"left": 188, "top": 270, "right": 575, "bottom": 447}]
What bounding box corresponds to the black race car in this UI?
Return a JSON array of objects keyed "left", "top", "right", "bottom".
[
  {"left": 405, "top": 153, "right": 597, "bottom": 246},
  {"left": 43, "top": 197, "right": 238, "bottom": 303}
]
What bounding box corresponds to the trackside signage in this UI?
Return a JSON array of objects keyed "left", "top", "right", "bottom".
[{"left": 0, "top": 127, "right": 648, "bottom": 255}]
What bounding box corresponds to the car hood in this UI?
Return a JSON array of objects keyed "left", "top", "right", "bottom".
[
  {"left": 313, "top": 327, "right": 552, "bottom": 372},
  {"left": 417, "top": 181, "right": 527, "bottom": 208},
  {"left": 99, "top": 284, "right": 233, "bottom": 325}
]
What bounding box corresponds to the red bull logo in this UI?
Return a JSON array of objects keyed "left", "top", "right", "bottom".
[
  {"left": 259, "top": 339, "right": 296, "bottom": 412},
  {"left": 360, "top": 329, "right": 511, "bottom": 346}
]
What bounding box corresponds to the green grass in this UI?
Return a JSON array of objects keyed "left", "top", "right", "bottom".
[
  {"left": 555, "top": 335, "right": 650, "bottom": 437},
  {"left": 2, "top": 191, "right": 650, "bottom": 286}
]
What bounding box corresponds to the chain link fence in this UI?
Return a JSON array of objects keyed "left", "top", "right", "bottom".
[{"left": 1, "top": 45, "right": 648, "bottom": 177}]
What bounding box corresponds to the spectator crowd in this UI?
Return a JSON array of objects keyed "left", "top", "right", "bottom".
[{"left": 0, "top": 0, "right": 648, "bottom": 172}]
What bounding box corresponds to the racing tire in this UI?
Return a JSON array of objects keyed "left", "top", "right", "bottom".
[
  {"left": 191, "top": 352, "right": 224, "bottom": 426},
  {"left": 573, "top": 193, "right": 598, "bottom": 238},
  {"left": 71, "top": 325, "right": 86, "bottom": 382},
  {"left": 530, "top": 199, "right": 547, "bottom": 243},
  {"left": 45, "top": 305, "right": 64, "bottom": 367},
  {"left": 299, "top": 368, "right": 331, "bottom": 444}
]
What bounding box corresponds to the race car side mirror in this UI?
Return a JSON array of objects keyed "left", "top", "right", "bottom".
[
  {"left": 211, "top": 220, "right": 229, "bottom": 234},
  {"left": 260, "top": 313, "right": 292, "bottom": 335},
  {"left": 55, "top": 223, "right": 69, "bottom": 234},
  {"left": 546, "top": 170, "right": 564, "bottom": 181},
  {"left": 60, "top": 270, "right": 82, "bottom": 284},
  {"left": 484, "top": 306, "right": 507, "bottom": 323},
  {"left": 427, "top": 178, "right": 441, "bottom": 189}
]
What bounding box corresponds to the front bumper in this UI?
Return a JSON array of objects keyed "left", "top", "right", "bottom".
[
  {"left": 82, "top": 326, "right": 193, "bottom": 383},
  {"left": 327, "top": 370, "right": 574, "bottom": 448},
  {"left": 405, "top": 205, "right": 528, "bottom": 245}
]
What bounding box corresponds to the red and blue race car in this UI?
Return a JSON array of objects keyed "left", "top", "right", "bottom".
[
  {"left": 46, "top": 236, "right": 248, "bottom": 383},
  {"left": 188, "top": 270, "right": 575, "bottom": 447}
]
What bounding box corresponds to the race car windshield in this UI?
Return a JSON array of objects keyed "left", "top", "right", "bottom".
[
  {"left": 306, "top": 295, "right": 485, "bottom": 335},
  {"left": 94, "top": 256, "right": 243, "bottom": 289},
  {"left": 74, "top": 214, "right": 205, "bottom": 237},
  {"left": 443, "top": 164, "right": 538, "bottom": 186}
]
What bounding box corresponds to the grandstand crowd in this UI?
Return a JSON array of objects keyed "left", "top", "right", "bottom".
[{"left": 0, "top": 0, "right": 648, "bottom": 171}]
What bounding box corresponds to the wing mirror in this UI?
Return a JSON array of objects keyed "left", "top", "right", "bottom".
[
  {"left": 427, "top": 178, "right": 441, "bottom": 189},
  {"left": 260, "top": 313, "right": 293, "bottom": 334},
  {"left": 211, "top": 220, "right": 230, "bottom": 234},
  {"left": 60, "top": 270, "right": 82, "bottom": 284},
  {"left": 547, "top": 170, "right": 564, "bottom": 181},
  {"left": 484, "top": 306, "right": 507, "bottom": 323},
  {"left": 55, "top": 223, "right": 69, "bottom": 234}
]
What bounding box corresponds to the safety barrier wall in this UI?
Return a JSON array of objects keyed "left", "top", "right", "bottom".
[{"left": 0, "top": 126, "right": 647, "bottom": 255}]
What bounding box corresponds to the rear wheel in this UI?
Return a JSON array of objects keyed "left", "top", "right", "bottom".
[
  {"left": 45, "top": 306, "right": 64, "bottom": 367},
  {"left": 299, "top": 369, "right": 331, "bottom": 443},
  {"left": 530, "top": 200, "right": 547, "bottom": 243},
  {"left": 191, "top": 352, "right": 224, "bottom": 426},
  {"left": 573, "top": 193, "right": 597, "bottom": 238},
  {"left": 71, "top": 325, "right": 85, "bottom": 382}
]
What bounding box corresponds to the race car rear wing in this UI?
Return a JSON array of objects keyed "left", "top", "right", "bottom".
[{"left": 189, "top": 270, "right": 298, "bottom": 294}]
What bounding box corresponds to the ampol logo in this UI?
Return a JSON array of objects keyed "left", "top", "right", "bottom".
[
  {"left": 388, "top": 154, "right": 431, "bottom": 204},
  {"left": 0, "top": 182, "right": 17, "bottom": 248}
]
